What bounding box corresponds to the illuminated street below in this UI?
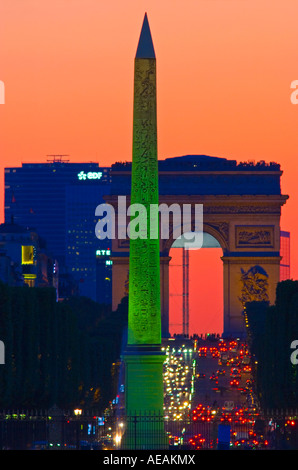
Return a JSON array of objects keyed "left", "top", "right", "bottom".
[{"left": 161, "top": 336, "right": 262, "bottom": 449}]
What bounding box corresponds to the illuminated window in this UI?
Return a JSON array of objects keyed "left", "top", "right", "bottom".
[
  {"left": 23, "top": 274, "right": 36, "bottom": 287},
  {"left": 22, "top": 245, "right": 34, "bottom": 265}
]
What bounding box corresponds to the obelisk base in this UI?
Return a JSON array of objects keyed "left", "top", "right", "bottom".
[{"left": 121, "top": 346, "right": 167, "bottom": 450}]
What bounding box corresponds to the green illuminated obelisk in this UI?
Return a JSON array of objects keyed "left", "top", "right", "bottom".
[{"left": 121, "top": 13, "right": 166, "bottom": 450}]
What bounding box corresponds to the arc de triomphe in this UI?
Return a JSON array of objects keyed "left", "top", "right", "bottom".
[{"left": 104, "top": 154, "right": 288, "bottom": 338}]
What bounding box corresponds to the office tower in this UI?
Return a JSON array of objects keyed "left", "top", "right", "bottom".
[{"left": 5, "top": 158, "right": 111, "bottom": 301}]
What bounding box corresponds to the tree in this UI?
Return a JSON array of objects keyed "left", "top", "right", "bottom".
[
  {"left": 245, "top": 280, "right": 298, "bottom": 410},
  {"left": 0, "top": 282, "right": 128, "bottom": 410}
]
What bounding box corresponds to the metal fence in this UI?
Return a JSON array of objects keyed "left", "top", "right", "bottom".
[
  {"left": 0, "top": 407, "right": 297, "bottom": 450},
  {"left": 0, "top": 407, "right": 102, "bottom": 450}
]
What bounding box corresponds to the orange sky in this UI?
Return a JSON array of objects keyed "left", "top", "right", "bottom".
[
  {"left": 1, "top": 1, "right": 298, "bottom": 334},
  {"left": 169, "top": 247, "right": 223, "bottom": 336}
]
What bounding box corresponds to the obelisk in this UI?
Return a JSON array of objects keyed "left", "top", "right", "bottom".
[{"left": 121, "top": 13, "right": 166, "bottom": 449}]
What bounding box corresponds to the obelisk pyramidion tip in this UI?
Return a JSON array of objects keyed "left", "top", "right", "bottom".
[{"left": 135, "top": 13, "right": 156, "bottom": 59}]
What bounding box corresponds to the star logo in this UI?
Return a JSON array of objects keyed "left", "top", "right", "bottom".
[{"left": 77, "top": 171, "right": 87, "bottom": 180}]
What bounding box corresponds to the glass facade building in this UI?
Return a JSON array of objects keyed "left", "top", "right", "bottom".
[
  {"left": 5, "top": 160, "right": 112, "bottom": 302},
  {"left": 65, "top": 181, "right": 111, "bottom": 301}
]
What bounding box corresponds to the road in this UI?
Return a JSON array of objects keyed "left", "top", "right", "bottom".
[
  {"left": 192, "top": 339, "right": 254, "bottom": 411},
  {"left": 161, "top": 337, "right": 258, "bottom": 449}
]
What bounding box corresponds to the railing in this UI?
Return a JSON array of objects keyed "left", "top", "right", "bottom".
[{"left": 0, "top": 408, "right": 297, "bottom": 450}]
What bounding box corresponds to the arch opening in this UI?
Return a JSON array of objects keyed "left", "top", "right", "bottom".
[{"left": 169, "top": 231, "right": 223, "bottom": 338}]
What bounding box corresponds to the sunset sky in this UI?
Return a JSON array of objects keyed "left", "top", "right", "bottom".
[{"left": 1, "top": 1, "right": 298, "bottom": 334}]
